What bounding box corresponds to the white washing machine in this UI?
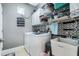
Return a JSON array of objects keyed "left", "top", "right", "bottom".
[{"left": 24, "top": 32, "right": 50, "bottom": 56}]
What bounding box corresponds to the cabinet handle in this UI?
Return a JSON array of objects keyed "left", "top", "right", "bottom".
[{"left": 58, "top": 45, "right": 64, "bottom": 48}]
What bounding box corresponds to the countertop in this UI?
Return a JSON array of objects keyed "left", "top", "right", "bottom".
[
  {"left": 25, "top": 32, "right": 50, "bottom": 37},
  {"left": 34, "top": 32, "right": 50, "bottom": 37}
]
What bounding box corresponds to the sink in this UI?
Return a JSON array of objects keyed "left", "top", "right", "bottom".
[
  {"left": 33, "top": 32, "right": 48, "bottom": 35},
  {"left": 53, "top": 37, "right": 79, "bottom": 46}
]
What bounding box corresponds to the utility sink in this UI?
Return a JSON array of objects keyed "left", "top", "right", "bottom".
[{"left": 52, "top": 37, "right": 79, "bottom": 46}]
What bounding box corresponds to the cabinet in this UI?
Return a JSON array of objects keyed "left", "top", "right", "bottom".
[
  {"left": 70, "top": 3, "right": 79, "bottom": 12},
  {"left": 70, "top": 3, "right": 79, "bottom": 17},
  {"left": 64, "top": 43, "right": 77, "bottom": 56},
  {"left": 51, "top": 41, "right": 65, "bottom": 56},
  {"left": 51, "top": 38, "right": 78, "bottom": 56},
  {"left": 32, "top": 8, "right": 44, "bottom": 25}
]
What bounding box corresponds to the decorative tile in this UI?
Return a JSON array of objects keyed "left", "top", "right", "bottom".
[{"left": 58, "top": 20, "right": 79, "bottom": 37}]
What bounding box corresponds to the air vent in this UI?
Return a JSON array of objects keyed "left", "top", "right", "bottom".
[{"left": 17, "top": 17, "right": 25, "bottom": 27}]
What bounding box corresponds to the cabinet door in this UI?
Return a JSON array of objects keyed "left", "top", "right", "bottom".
[
  {"left": 32, "top": 12, "right": 36, "bottom": 25},
  {"left": 51, "top": 40, "right": 78, "bottom": 56},
  {"left": 64, "top": 43, "right": 77, "bottom": 56},
  {"left": 51, "top": 41, "right": 65, "bottom": 56},
  {"left": 70, "top": 3, "right": 79, "bottom": 17},
  {"left": 56, "top": 42, "right": 65, "bottom": 56},
  {"left": 32, "top": 9, "right": 41, "bottom": 25},
  {"left": 70, "top": 3, "right": 79, "bottom": 12}
]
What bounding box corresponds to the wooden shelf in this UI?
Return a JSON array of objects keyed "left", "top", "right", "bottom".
[
  {"left": 63, "top": 20, "right": 75, "bottom": 24},
  {"left": 49, "top": 16, "right": 69, "bottom": 24}
]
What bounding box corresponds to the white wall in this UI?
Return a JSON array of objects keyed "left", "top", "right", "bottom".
[
  {"left": 2, "top": 3, "right": 35, "bottom": 50},
  {"left": 0, "top": 4, "right": 2, "bottom": 39}
]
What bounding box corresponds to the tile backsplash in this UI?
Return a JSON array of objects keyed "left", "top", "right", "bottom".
[
  {"left": 58, "top": 19, "right": 79, "bottom": 38},
  {"left": 32, "top": 25, "right": 48, "bottom": 33}
]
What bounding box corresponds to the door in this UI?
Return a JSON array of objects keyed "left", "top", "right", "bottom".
[
  {"left": 0, "top": 3, "right": 3, "bottom": 55},
  {"left": 0, "top": 3, "right": 3, "bottom": 39}
]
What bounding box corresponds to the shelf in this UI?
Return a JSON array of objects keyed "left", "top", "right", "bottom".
[
  {"left": 63, "top": 29, "right": 75, "bottom": 31},
  {"left": 63, "top": 20, "right": 75, "bottom": 24},
  {"left": 50, "top": 16, "right": 69, "bottom": 23},
  {"left": 49, "top": 15, "right": 79, "bottom": 24},
  {"left": 70, "top": 15, "right": 79, "bottom": 19}
]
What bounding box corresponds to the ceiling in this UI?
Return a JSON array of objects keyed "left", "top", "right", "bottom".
[{"left": 29, "top": 3, "right": 39, "bottom": 6}]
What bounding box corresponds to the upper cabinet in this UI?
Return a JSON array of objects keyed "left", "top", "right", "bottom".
[
  {"left": 70, "top": 3, "right": 79, "bottom": 18},
  {"left": 32, "top": 3, "right": 54, "bottom": 25},
  {"left": 32, "top": 8, "right": 44, "bottom": 25},
  {"left": 54, "top": 3, "right": 66, "bottom": 10},
  {"left": 54, "top": 3, "right": 70, "bottom": 18}
]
